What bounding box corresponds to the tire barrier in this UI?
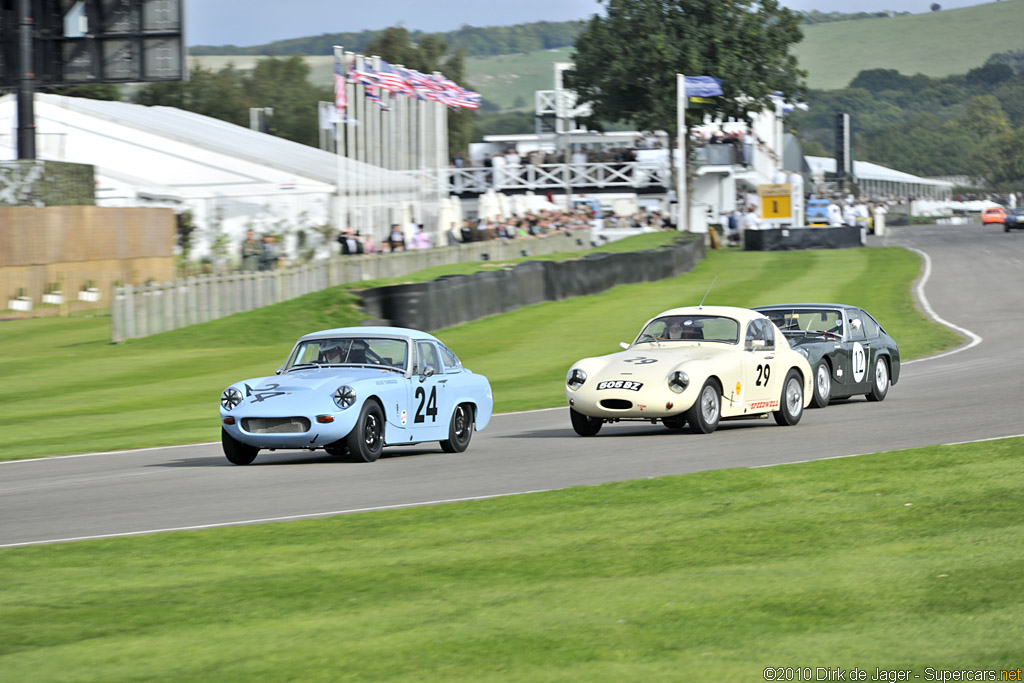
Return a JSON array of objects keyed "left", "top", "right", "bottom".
[
  {"left": 358, "top": 238, "right": 705, "bottom": 331},
  {"left": 743, "top": 226, "right": 863, "bottom": 251}
]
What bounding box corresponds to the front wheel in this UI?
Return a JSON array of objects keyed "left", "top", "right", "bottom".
[
  {"left": 866, "top": 356, "right": 890, "bottom": 402},
  {"left": 685, "top": 379, "right": 721, "bottom": 434},
  {"left": 774, "top": 369, "right": 805, "bottom": 426},
  {"left": 440, "top": 404, "right": 474, "bottom": 453},
  {"left": 662, "top": 414, "right": 687, "bottom": 431},
  {"left": 343, "top": 401, "right": 384, "bottom": 462},
  {"left": 222, "top": 428, "right": 258, "bottom": 465},
  {"left": 570, "top": 408, "right": 603, "bottom": 436},
  {"left": 810, "top": 360, "right": 831, "bottom": 409}
]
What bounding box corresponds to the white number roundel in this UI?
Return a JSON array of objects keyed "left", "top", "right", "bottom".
[{"left": 852, "top": 342, "right": 867, "bottom": 383}]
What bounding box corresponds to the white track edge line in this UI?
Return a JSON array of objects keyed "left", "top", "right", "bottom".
[
  {"left": 902, "top": 246, "right": 983, "bottom": 365},
  {"left": 0, "top": 489, "right": 557, "bottom": 549}
]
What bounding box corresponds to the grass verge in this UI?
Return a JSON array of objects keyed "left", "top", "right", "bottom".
[
  {"left": 1, "top": 437, "right": 1021, "bottom": 680},
  {"left": 0, "top": 242, "right": 960, "bottom": 460}
]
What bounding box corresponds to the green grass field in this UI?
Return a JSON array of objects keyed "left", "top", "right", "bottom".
[
  {"left": 0, "top": 241, "right": 960, "bottom": 462},
  {"left": 2, "top": 436, "right": 1021, "bottom": 679},
  {"left": 188, "top": 2, "right": 1024, "bottom": 108}
]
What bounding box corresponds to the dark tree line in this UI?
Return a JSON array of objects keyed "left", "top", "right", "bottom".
[{"left": 786, "top": 50, "right": 1024, "bottom": 188}]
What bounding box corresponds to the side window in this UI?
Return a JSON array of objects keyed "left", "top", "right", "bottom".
[
  {"left": 415, "top": 341, "right": 442, "bottom": 375},
  {"left": 847, "top": 311, "right": 867, "bottom": 341},
  {"left": 761, "top": 319, "right": 775, "bottom": 350},
  {"left": 862, "top": 312, "right": 881, "bottom": 339},
  {"left": 745, "top": 320, "right": 767, "bottom": 348},
  {"left": 438, "top": 344, "right": 462, "bottom": 373}
]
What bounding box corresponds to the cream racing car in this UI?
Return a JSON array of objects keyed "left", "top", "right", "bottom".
[{"left": 565, "top": 305, "right": 813, "bottom": 435}]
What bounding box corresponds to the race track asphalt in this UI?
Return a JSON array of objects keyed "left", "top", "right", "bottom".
[{"left": 2, "top": 222, "right": 1022, "bottom": 547}]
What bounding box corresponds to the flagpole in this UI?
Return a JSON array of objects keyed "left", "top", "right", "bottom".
[
  {"left": 333, "top": 46, "right": 346, "bottom": 240},
  {"left": 676, "top": 73, "right": 687, "bottom": 232}
]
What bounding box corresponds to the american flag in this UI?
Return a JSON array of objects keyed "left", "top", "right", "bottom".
[
  {"left": 351, "top": 62, "right": 380, "bottom": 89},
  {"left": 376, "top": 60, "right": 415, "bottom": 96}
]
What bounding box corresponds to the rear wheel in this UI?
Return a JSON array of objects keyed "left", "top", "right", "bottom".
[
  {"left": 866, "top": 356, "right": 890, "bottom": 402},
  {"left": 774, "top": 369, "right": 804, "bottom": 426},
  {"left": 343, "top": 401, "right": 384, "bottom": 462},
  {"left": 685, "top": 379, "right": 721, "bottom": 434},
  {"left": 570, "top": 408, "right": 603, "bottom": 436},
  {"left": 222, "top": 428, "right": 258, "bottom": 465},
  {"left": 810, "top": 360, "right": 831, "bottom": 409},
  {"left": 440, "top": 404, "right": 473, "bottom": 453}
]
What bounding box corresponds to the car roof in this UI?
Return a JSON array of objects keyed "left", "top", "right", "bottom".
[
  {"left": 648, "top": 305, "right": 768, "bottom": 323},
  {"left": 753, "top": 303, "right": 862, "bottom": 312},
  {"left": 297, "top": 326, "right": 440, "bottom": 343}
]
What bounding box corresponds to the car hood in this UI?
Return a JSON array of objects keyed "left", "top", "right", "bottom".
[
  {"left": 576, "top": 343, "right": 738, "bottom": 382},
  {"left": 239, "top": 367, "right": 406, "bottom": 393}
]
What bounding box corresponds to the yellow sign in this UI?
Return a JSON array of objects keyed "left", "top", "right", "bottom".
[{"left": 758, "top": 183, "right": 793, "bottom": 219}]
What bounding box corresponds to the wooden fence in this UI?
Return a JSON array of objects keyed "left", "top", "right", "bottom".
[{"left": 111, "top": 230, "right": 592, "bottom": 342}]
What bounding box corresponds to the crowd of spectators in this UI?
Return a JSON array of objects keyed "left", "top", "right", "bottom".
[{"left": 332, "top": 207, "right": 673, "bottom": 257}]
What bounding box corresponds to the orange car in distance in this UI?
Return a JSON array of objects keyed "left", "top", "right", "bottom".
[{"left": 982, "top": 207, "right": 1006, "bottom": 225}]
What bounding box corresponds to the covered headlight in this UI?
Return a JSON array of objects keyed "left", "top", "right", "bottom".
[
  {"left": 221, "top": 386, "right": 243, "bottom": 411},
  {"left": 668, "top": 371, "right": 689, "bottom": 393},
  {"left": 333, "top": 385, "right": 357, "bottom": 409},
  {"left": 795, "top": 347, "right": 809, "bottom": 359},
  {"left": 566, "top": 368, "right": 587, "bottom": 390}
]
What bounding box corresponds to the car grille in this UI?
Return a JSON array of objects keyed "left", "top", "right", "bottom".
[
  {"left": 599, "top": 399, "right": 633, "bottom": 410},
  {"left": 241, "top": 417, "right": 311, "bottom": 434}
]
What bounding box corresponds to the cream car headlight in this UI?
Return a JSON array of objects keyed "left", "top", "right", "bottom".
[
  {"left": 566, "top": 368, "right": 587, "bottom": 391},
  {"left": 221, "top": 387, "right": 243, "bottom": 411},
  {"left": 668, "top": 371, "right": 689, "bottom": 393},
  {"left": 333, "top": 385, "right": 357, "bottom": 409}
]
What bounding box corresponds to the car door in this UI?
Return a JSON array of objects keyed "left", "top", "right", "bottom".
[
  {"left": 741, "top": 319, "right": 777, "bottom": 410},
  {"left": 846, "top": 309, "right": 871, "bottom": 391},
  {"left": 409, "top": 340, "right": 449, "bottom": 441}
]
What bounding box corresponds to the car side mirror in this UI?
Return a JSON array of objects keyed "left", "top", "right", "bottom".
[
  {"left": 276, "top": 366, "right": 284, "bottom": 375},
  {"left": 619, "top": 342, "right": 630, "bottom": 350},
  {"left": 419, "top": 367, "right": 435, "bottom": 382}
]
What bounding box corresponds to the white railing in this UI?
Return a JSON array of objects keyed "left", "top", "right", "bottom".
[
  {"left": 111, "top": 230, "right": 592, "bottom": 342},
  {"left": 447, "top": 161, "right": 672, "bottom": 195}
]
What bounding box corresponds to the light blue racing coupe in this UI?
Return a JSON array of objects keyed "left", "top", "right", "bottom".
[{"left": 219, "top": 327, "right": 493, "bottom": 464}]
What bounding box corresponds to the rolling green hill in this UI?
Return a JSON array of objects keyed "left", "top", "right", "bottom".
[
  {"left": 187, "top": 0, "right": 1024, "bottom": 110},
  {"left": 793, "top": 0, "right": 1024, "bottom": 89}
]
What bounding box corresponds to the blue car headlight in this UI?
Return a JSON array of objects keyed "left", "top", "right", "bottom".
[
  {"left": 566, "top": 368, "right": 587, "bottom": 390},
  {"left": 668, "top": 371, "right": 689, "bottom": 393},
  {"left": 333, "top": 385, "right": 357, "bottom": 409},
  {"left": 221, "top": 387, "right": 243, "bottom": 411}
]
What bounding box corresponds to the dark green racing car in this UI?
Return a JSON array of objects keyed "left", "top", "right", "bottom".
[{"left": 753, "top": 304, "right": 900, "bottom": 408}]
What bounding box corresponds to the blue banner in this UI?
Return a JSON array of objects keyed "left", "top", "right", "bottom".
[{"left": 684, "top": 76, "right": 723, "bottom": 97}]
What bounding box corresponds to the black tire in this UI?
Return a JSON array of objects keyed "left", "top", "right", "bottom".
[
  {"left": 222, "top": 428, "right": 258, "bottom": 465},
  {"left": 685, "top": 379, "right": 721, "bottom": 434},
  {"left": 343, "top": 401, "right": 384, "bottom": 462},
  {"left": 440, "top": 404, "right": 473, "bottom": 453},
  {"left": 810, "top": 360, "right": 831, "bottom": 409},
  {"left": 774, "top": 369, "right": 804, "bottom": 426},
  {"left": 662, "top": 414, "right": 687, "bottom": 430},
  {"left": 570, "top": 408, "right": 603, "bottom": 436},
  {"left": 1005, "top": 224, "right": 1010, "bottom": 233},
  {"left": 325, "top": 444, "right": 348, "bottom": 457},
  {"left": 866, "top": 355, "right": 890, "bottom": 402}
]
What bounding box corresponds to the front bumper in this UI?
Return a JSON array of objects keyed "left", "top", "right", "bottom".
[
  {"left": 220, "top": 408, "right": 360, "bottom": 449},
  {"left": 566, "top": 385, "right": 696, "bottom": 419}
]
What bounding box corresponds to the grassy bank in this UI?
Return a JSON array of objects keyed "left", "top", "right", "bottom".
[
  {"left": 0, "top": 242, "right": 960, "bottom": 460},
  {"left": 2, "top": 437, "right": 1021, "bottom": 679}
]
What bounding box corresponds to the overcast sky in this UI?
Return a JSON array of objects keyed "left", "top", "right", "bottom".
[{"left": 184, "top": 0, "right": 995, "bottom": 47}]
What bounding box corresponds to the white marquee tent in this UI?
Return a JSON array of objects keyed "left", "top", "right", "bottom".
[{"left": 0, "top": 93, "right": 430, "bottom": 260}]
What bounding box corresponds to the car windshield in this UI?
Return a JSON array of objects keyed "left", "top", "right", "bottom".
[
  {"left": 285, "top": 337, "right": 409, "bottom": 371},
  {"left": 761, "top": 308, "right": 845, "bottom": 336},
  {"left": 635, "top": 315, "right": 740, "bottom": 344}
]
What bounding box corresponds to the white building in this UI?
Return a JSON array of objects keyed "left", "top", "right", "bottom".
[{"left": 0, "top": 93, "right": 431, "bottom": 261}]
